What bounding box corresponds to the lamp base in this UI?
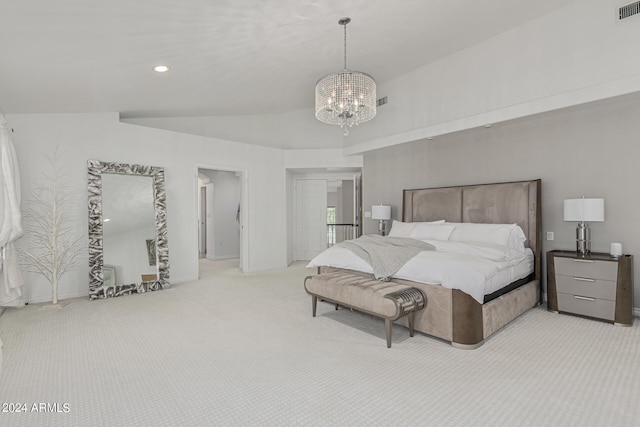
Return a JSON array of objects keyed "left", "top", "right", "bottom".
[
  {"left": 378, "top": 220, "right": 387, "bottom": 236},
  {"left": 576, "top": 222, "right": 591, "bottom": 256}
]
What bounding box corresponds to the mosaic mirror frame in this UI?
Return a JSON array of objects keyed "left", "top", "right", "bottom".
[{"left": 87, "top": 160, "right": 169, "bottom": 299}]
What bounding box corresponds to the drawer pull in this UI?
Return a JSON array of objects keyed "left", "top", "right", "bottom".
[
  {"left": 573, "top": 277, "right": 595, "bottom": 282},
  {"left": 573, "top": 259, "right": 595, "bottom": 263},
  {"left": 574, "top": 295, "right": 595, "bottom": 302}
]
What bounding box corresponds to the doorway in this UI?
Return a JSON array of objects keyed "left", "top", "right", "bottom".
[
  {"left": 326, "top": 177, "right": 361, "bottom": 246},
  {"left": 197, "top": 175, "right": 216, "bottom": 260},
  {"left": 196, "top": 166, "right": 248, "bottom": 274},
  {"left": 288, "top": 170, "right": 361, "bottom": 262}
]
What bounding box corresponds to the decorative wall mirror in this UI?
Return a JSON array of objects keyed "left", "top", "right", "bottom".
[{"left": 88, "top": 160, "right": 169, "bottom": 299}]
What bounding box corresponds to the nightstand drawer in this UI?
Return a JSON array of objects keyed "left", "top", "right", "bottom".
[
  {"left": 555, "top": 275, "right": 616, "bottom": 301},
  {"left": 554, "top": 257, "right": 617, "bottom": 281},
  {"left": 557, "top": 293, "right": 615, "bottom": 321}
]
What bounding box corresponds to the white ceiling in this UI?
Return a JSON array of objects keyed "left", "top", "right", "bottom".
[{"left": 0, "top": 0, "right": 576, "bottom": 120}]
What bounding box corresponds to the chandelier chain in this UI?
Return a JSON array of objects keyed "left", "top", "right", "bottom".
[{"left": 343, "top": 21, "right": 347, "bottom": 70}]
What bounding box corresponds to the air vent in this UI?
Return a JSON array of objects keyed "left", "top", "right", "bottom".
[
  {"left": 376, "top": 96, "right": 388, "bottom": 107},
  {"left": 619, "top": 1, "right": 640, "bottom": 20}
]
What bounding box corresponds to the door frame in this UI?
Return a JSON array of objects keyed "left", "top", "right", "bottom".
[
  {"left": 198, "top": 185, "right": 207, "bottom": 258},
  {"left": 202, "top": 182, "right": 215, "bottom": 260},
  {"left": 195, "top": 164, "right": 249, "bottom": 273}
]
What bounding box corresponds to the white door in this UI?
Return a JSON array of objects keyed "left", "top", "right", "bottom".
[{"left": 295, "top": 179, "right": 328, "bottom": 261}]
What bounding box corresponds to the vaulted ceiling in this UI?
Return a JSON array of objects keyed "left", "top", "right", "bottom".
[{"left": 0, "top": 0, "right": 576, "bottom": 121}]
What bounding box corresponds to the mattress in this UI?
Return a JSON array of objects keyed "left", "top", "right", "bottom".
[{"left": 308, "top": 239, "right": 535, "bottom": 304}]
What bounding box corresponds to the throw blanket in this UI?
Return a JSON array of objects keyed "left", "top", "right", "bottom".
[{"left": 338, "top": 235, "right": 435, "bottom": 281}]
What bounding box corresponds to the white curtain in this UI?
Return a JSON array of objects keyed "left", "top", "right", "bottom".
[{"left": 0, "top": 113, "right": 25, "bottom": 307}]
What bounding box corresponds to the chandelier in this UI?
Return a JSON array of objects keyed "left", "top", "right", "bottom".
[{"left": 315, "top": 17, "right": 376, "bottom": 136}]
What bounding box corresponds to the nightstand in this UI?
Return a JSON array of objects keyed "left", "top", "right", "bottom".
[{"left": 547, "top": 250, "right": 634, "bottom": 325}]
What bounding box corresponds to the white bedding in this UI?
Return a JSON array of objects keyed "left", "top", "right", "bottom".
[{"left": 307, "top": 239, "right": 534, "bottom": 304}]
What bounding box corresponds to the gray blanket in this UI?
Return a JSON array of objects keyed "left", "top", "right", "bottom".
[{"left": 337, "top": 235, "right": 435, "bottom": 281}]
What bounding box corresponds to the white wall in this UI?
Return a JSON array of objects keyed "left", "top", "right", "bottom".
[
  {"left": 327, "top": 191, "right": 337, "bottom": 208},
  {"left": 341, "top": 180, "right": 354, "bottom": 225},
  {"left": 335, "top": 187, "right": 344, "bottom": 224},
  {"left": 362, "top": 92, "right": 640, "bottom": 310},
  {"left": 284, "top": 149, "right": 362, "bottom": 170},
  {"left": 8, "top": 112, "right": 289, "bottom": 303},
  {"left": 346, "top": 0, "right": 640, "bottom": 154},
  {"left": 285, "top": 169, "right": 295, "bottom": 266}
]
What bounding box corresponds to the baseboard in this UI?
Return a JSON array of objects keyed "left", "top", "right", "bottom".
[{"left": 27, "top": 289, "right": 88, "bottom": 305}]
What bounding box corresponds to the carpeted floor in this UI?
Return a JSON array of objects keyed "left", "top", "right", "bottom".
[{"left": 0, "top": 259, "right": 638, "bottom": 426}]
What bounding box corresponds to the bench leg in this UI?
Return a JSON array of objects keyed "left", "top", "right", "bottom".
[
  {"left": 312, "top": 296, "right": 317, "bottom": 317},
  {"left": 385, "top": 319, "right": 392, "bottom": 348},
  {"left": 409, "top": 311, "right": 416, "bottom": 337}
]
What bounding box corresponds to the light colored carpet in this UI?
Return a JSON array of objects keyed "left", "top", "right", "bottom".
[{"left": 0, "top": 259, "right": 638, "bottom": 426}]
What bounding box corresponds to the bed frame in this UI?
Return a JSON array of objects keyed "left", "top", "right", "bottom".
[
  {"left": 321, "top": 179, "right": 541, "bottom": 349},
  {"left": 404, "top": 179, "right": 541, "bottom": 348}
]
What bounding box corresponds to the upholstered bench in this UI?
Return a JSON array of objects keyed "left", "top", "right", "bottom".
[{"left": 304, "top": 271, "right": 427, "bottom": 348}]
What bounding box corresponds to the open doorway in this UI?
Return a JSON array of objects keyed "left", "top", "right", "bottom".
[
  {"left": 326, "top": 177, "right": 360, "bottom": 246},
  {"left": 196, "top": 166, "right": 248, "bottom": 275},
  {"left": 287, "top": 169, "right": 361, "bottom": 263}
]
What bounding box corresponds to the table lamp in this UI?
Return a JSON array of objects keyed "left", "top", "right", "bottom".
[
  {"left": 371, "top": 204, "right": 391, "bottom": 236},
  {"left": 563, "top": 198, "right": 604, "bottom": 256}
]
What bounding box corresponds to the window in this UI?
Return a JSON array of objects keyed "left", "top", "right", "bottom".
[
  {"left": 327, "top": 207, "right": 336, "bottom": 224},
  {"left": 327, "top": 207, "right": 336, "bottom": 246}
]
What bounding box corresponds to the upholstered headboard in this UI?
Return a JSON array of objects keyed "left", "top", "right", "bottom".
[{"left": 403, "top": 179, "right": 541, "bottom": 279}]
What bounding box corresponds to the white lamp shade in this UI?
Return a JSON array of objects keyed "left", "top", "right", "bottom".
[
  {"left": 371, "top": 205, "right": 391, "bottom": 220},
  {"left": 563, "top": 198, "right": 604, "bottom": 222}
]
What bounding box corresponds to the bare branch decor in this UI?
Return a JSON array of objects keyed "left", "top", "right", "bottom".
[{"left": 18, "top": 147, "right": 84, "bottom": 305}]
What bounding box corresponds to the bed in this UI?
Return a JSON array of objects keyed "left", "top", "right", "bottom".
[{"left": 308, "top": 179, "right": 541, "bottom": 349}]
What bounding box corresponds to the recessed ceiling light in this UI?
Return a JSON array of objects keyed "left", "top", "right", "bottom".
[
  {"left": 104, "top": 218, "right": 111, "bottom": 222},
  {"left": 153, "top": 65, "right": 170, "bottom": 73}
]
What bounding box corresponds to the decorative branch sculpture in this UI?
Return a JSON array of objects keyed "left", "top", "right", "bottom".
[{"left": 18, "top": 148, "right": 84, "bottom": 305}]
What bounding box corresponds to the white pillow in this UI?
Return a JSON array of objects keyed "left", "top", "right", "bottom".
[
  {"left": 506, "top": 226, "right": 527, "bottom": 253},
  {"left": 388, "top": 220, "right": 445, "bottom": 238},
  {"left": 387, "top": 220, "right": 416, "bottom": 237},
  {"left": 409, "top": 224, "right": 456, "bottom": 241},
  {"left": 446, "top": 222, "right": 527, "bottom": 252}
]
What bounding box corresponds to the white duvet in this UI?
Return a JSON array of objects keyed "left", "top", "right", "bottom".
[{"left": 307, "top": 239, "right": 534, "bottom": 304}]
